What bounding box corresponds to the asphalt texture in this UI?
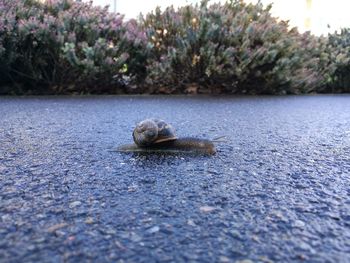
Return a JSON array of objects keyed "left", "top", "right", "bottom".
[{"left": 0, "top": 95, "right": 350, "bottom": 263}]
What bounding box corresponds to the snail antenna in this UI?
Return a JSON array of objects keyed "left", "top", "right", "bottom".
[{"left": 212, "top": 135, "right": 228, "bottom": 143}]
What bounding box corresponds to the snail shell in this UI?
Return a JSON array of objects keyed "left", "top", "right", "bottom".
[{"left": 132, "top": 119, "right": 177, "bottom": 147}]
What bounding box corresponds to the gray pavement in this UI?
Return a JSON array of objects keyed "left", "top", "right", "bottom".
[{"left": 0, "top": 95, "right": 350, "bottom": 262}]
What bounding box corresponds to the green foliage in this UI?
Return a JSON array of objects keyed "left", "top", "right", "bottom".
[
  {"left": 0, "top": 0, "right": 349, "bottom": 95},
  {"left": 140, "top": 0, "right": 329, "bottom": 94},
  {"left": 0, "top": 0, "right": 147, "bottom": 94},
  {"left": 324, "top": 28, "right": 350, "bottom": 93}
]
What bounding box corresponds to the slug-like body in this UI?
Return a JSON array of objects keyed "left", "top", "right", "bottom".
[
  {"left": 117, "top": 118, "right": 216, "bottom": 155},
  {"left": 117, "top": 137, "right": 216, "bottom": 155},
  {"left": 155, "top": 137, "right": 216, "bottom": 155}
]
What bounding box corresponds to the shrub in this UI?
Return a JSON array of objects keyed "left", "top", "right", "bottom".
[
  {"left": 0, "top": 0, "right": 147, "bottom": 94},
  {"left": 141, "top": 0, "right": 328, "bottom": 94},
  {"left": 324, "top": 28, "right": 350, "bottom": 93},
  {"left": 0, "top": 0, "right": 348, "bottom": 95}
]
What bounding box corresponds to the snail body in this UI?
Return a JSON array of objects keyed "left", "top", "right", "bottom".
[
  {"left": 117, "top": 118, "right": 216, "bottom": 155},
  {"left": 117, "top": 138, "right": 216, "bottom": 155},
  {"left": 155, "top": 137, "right": 216, "bottom": 155}
]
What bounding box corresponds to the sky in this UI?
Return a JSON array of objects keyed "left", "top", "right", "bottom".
[{"left": 88, "top": 0, "right": 350, "bottom": 35}]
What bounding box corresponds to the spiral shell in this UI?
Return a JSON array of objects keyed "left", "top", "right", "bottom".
[{"left": 132, "top": 119, "right": 177, "bottom": 147}]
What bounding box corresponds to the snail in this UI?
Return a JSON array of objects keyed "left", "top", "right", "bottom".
[{"left": 117, "top": 118, "right": 217, "bottom": 155}]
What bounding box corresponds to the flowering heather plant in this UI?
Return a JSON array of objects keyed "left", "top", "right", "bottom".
[
  {"left": 0, "top": 0, "right": 147, "bottom": 94},
  {"left": 141, "top": 0, "right": 328, "bottom": 94},
  {"left": 323, "top": 28, "right": 350, "bottom": 93},
  {"left": 0, "top": 0, "right": 346, "bottom": 94},
  {"left": 0, "top": 0, "right": 22, "bottom": 89}
]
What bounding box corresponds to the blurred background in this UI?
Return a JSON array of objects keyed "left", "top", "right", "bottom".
[{"left": 85, "top": 0, "right": 350, "bottom": 35}]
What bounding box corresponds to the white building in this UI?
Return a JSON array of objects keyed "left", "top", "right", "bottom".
[{"left": 247, "top": 0, "right": 350, "bottom": 35}]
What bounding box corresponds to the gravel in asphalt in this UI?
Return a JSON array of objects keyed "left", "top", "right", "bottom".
[{"left": 0, "top": 95, "right": 349, "bottom": 262}]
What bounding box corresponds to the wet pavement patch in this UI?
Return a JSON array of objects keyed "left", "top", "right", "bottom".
[{"left": 0, "top": 95, "right": 350, "bottom": 262}]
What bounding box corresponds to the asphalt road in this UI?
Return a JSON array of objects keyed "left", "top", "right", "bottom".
[{"left": 0, "top": 95, "right": 349, "bottom": 262}]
